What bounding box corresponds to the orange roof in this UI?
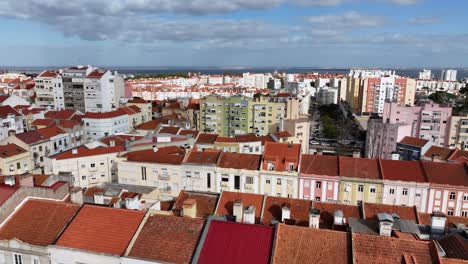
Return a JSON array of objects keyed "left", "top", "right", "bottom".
[
  {"left": 52, "top": 146, "right": 124, "bottom": 160},
  {"left": 55, "top": 205, "right": 145, "bottom": 255},
  {"left": 439, "top": 233, "right": 468, "bottom": 260},
  {"left": 300, "top": 155, "right": 339, "bottom": 176},
  {"left": 128, "top": 215, "right": 205, "bottom": 263},
  {"left": 217, "top": 152, "right": 261, "bottom": 170},
  {"left": 179, "top": 129, "right": 199, "bottom": 137},
  {"left": 86, "top": 69, "right": 107, "bottom": 78},
  {"left": 44, "top": 109, "right": 77, "bottom": 120},
  {"left": 215, "top": 192, "right": 264, "bottom": 224},
  {"left": 235, "top": 134, "right": 261, "bottom": 142},
  {"left": 339, "top": 156, "right": 381, "bottom": 180},
  {"left": 424, "top": 146, "right": 456, "bottom": 161},
  {"left": 262, "top": 196, "right": 312, "bottom": 226},
  {"left": 100, "top": 135, "right": 143, "bottom": 147},
  {"left": 399, "top": 136, "right": 429, "bottom": 147},
  {"left": 448, "top": 149, "right": 468, "bottom": 161},
  {"left": 352, "top": 233, "right": 440, "bottom": 264},
  {"left": 0, "top": 143, "right": 27, "bottom": 158},
  {"left": 173, "top": 191, "right": 219, "bottom": 218},
  {"left": 380, "top": 159, "right": 427, "bottom": 183},
  {"left": 58, "top": 119, "right": 81, "bottom": 129},
  {"left": 185, "top": 149, "right": 221, "bottom": 165},
  {"left": 0, "top": 199, "right": 80, "bottom": 246},
  {"left": 196, "top": 133, "right": 219, "bottom": 144},
  {"left": 215, "top": 136, "right": 237, "bottom": 143},
  {"left": 136, "top": 117, "right": 170, "bottom": 130},
  {"left": 127, "top": 97, "right": 148, "bottom": 104},
  {"left": 38, "top": 70, "right": 59, "bottom": 78},
  {"left": 272, "top": 224, "right": 351, "bottom": 264},
  {"left": 363, "top": 202, "right": 418, "bottom": 222},
  {"left": 159, "top": 126, "right": 181, "bottom": 135},
  {"left": 31, "top": 118, "right": 56, "bottom": 127},
  {"left": 83, "top": 109, "right": 127, "bottom": 119},
  {"left": 263, "top": 142, "right": 301, "bottom": 172},
  {"left": 124, "top": 146, "right": 185, "bottom": 165},
  {"left": 313, "top": 202, "right": 361, "bottom": 229},
  {"left": 35, "top": 125, "right": 66, "bottom": 139},
  {"left": 421, "top": 161, "right": 468, "bottom": 186}
]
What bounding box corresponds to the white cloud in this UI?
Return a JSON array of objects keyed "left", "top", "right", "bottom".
[
  {"left": 408, "top": 16, "right": 441, "bottom": 24},
  {"left": 305, "top": 11, "right": 385, "bottom": 31}
]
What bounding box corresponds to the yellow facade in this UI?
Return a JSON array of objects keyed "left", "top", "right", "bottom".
[{"left": 338, "top": 177, "right": 383, "bottom": 205}]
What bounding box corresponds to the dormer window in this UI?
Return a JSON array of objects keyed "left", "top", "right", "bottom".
[
  {"left": 288, "top": 163, "right": 294, "bottom": 171},
  {"left": 267, "top": 162, "right": 274, "bottom": 171}
]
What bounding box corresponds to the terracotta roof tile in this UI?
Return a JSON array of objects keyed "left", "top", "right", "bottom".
[
  {"left": 173, "top": 191, "right": 219, "bottom": 218},
  {"left": 127, "top": 97, "right": 148, "bottom": 104},
  {"left": 215, "top": 136, "right": 237, "bottom": 143},
  {"left": 300, "top": 155, "right": 339, "bottom": 176},
  {"left": 38, "top": 70, "right": 59, "bottom": 78},
  {"left": 159, "top": 126, "right": 181, "bottom": 135},
  {"left": 439, "top": 233, "right": 468, "bottom": 260},
  {"left": 272, "top": 224, "right": 351, "bottom": 264},
  {"left": 0, "top": 186, "right": 18, "bottom": 205},
  {"left": 128, "top": 214, "right": 205, "bottom": 264},
  {"left": 196, "top": 133, "right": 219, "bottom": 144},
  {"left": 44, "top": 109, "right": 77, "bottom": 120},
  {"left": 217, "top": 152, "right": 261, "bottom": 170},
  {"left": 197, "top": 220, "right": 274, "bottom": 264},
  {"left": 448, "top": 149, "right": 468, "bottom": 161},
  {"left": 100, "top": 135, "right": 143, "bottom": 147},
  {"left": 15, "top": 130, "right": 46, "bottom": 144},
  {"left": 52, "top": 146, "right": 124, "bottom": 160},
  {"left": 215, "top": 192, "right": 264, "bottom": 224},
  {"left": 399, "top": 136, "right": 430, "bottom": 147},
  {"left": 179, "top": 130, "right": 199, "bottom": 137},
  {"left": 136, "top": 117, "right": 170, "bottom": 130},
  {"left": 124, "top": 146, "right": 185, "bottom": 164},
  {"left": 424, "top": 146, "right": 456, "bottom": 161},
  {"left": 339, "top": 157, "right": 381, "bottom": 180},
  {"left": 35, "top": 125, "right": 67, "bottom": 139},
  {"left": 86, "top": 69, "right": 107, "bottom": 78},
  {"left": 55, "top": 205, "right": 145, "bottom": 255},
  {"left": 31, "top": 118, "right": 56, "bottom": 127},
  {"left": 313, "top": 202, "right": 361, "bottom": 229},
  {"left": 235, "top": 134, "right": 260, "bottom": 142},
  {"left": 185, "top": 150, "right": 221, "bottom": 165},
  {"left": 363, "top": 202, "right": 418, "bottom": 222},
  {"left": 262, "top": 196, "right": 312, "bottom": 226},
  {"left": 0, "top": 143, "right": 27, "bottom": 158},
  {"left": 262, "top": 142, "right": 301, "bottom": 172},
  {"left": 380, "top": 159, "right": 427, "bottom": 183},
  {"left": 0, "top": 105, "right": 21, "bottom": 118},
  {"left": 83, "top": 109, "right": 127, "bottom": 119},
  {"left": 0, "top": 199, "right": 79, "bottom": 246},
  {"left": 422, "top": 161, "right": 468, "bottom": 186}
]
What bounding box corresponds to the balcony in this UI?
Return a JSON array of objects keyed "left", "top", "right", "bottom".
[{"left": 158, "top": 175, "right": 170, "bottom": 181}]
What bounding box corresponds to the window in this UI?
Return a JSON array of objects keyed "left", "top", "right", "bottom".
[
  {"left": 16, "top": 162, "right": 20, "bottom": 169},
  {"left": 39, "top": 146, "right": 42, "bottom": 151},
  {"left": 81, "top": 164, "right": 86, "bottom": 168},
  {"left": 450, "top": 192, "right": 456, "bottom": 200},
  {"left": 32, "top": 256, "right": 40, "bottom": 264},
  {"left": 266, "top": 179, "right": 271, "bottom": 184},
  {"left": 207, "top": 173, "right": 211, "bottom": 188},
  {"left": 141, "top": 167, "right": 147, "bottom": 181},
  {"left": 370, "top": 188, "right": 376, "bottom": 193},
  {"left": 316, "top": 181, "right": 321, "bottom": 189},
  {"left": 91, "top": 163, "right": 96, "bottom": 168},
  {"left": 462, "top": 211, "right": 468, "bottom": 217},
  {"left": 13, "top": 253, "right": 22, "bottom": 264},
  {"left": 100, "top": 162, "right": 104, "bottom": 165},
  {"left": 246, "top": 176, "right": 254, "bottom": 184},
  {"left": 186, "top": 172, "right": 191, "bottom": 178},
  {"left": 234, "top": 176, "right": 240, "bottom": 190},
  {"left": 358, "top": 185, "right": 364, "bottom": 192},
  {"left": 402, "top": 188, "right": 408, "bottom": 196},
  {"left": 464, "top": 194, "right": 468, "bottom": 201},
  {"left": 315, "top": 197, "right": 321, "bottom": 202},
  {"left": 389, "top": 188, "right": 395, "bottom": 195},
  {"left": 415, "top": 193, "right": 421, "bottom": 197},
  {"left": 288, "top": 163, "right": 294, "bottom": 171},
  {"left": 222, "top": 176, "right": 229, "bottom": 182},
  {"left": 277, "top": 178, "right": 282, "bottom": 185},
  {"left": 81, "top": 176, "right": 86, "bottom": 180},
  {"left": 447, "top": 209, "right": 454, "bottom": 216}
]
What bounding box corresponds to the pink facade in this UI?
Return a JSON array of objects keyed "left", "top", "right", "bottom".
[
  {"left": 299, "top": 175, "right": 339, "bottom": 202},
  {"left": 382, "top": 101, "right": 452, "bottom": 147},
  {"left": 426, "top": 185, "right": 468, "bottom": 217}
]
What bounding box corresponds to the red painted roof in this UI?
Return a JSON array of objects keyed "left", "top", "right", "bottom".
[
  {"left": 15, "top": 130, "right": 46, "bottom": 144},
  {"left": 0, "top": 95, "right": 10, "bottom": 103},
  {"left": 159, "top": 126, "right": 181, "bottom": 135},
  {"left": 399, "top": 136, "right": 429, "bottom": 147},
  {"left": 263, "top": 142, "right": 301, "bottom": 172},
  {"left": 424, "top": 146, "right": 456, "bottom": 161},
  {"left": 185, "top": 150, "right": 221, "bottom": 165},
  {"left": 31, "top": 118, "right": 56, "bottom": 127},
  {"left": 300, "top": 154, "right": 339, "bottom": 176},
  {"left": 197, "top": 220, "right": 274, "bottom": 264},
  {"left": 86, "top": 69, "right": 107, "bottom": 78},
  {"left": 0, "top": 186, "right": 18, "bottom": 205},
  {"left": 448, "top": 149, "right": 468, "bottom": 161},
  {"left": 215, "top": 192, "right": 264, "bottom": 224},
  {"left": 196, "top": 133, "right": 219, "bottom": 144},
  {"left": 0, "top": 105, "right": 21, "bottom": 118},
  {"left": 83, "top": 109, "right": 127, "bottom": 119},
  {"left": 179, "top": 130, "right": 199, "bottom": 137},
  {"left": 217, "top": 152, "right": 261, "bottom": 170},
  {"left": 0, "top": 143, "right": 27, "bottom": 158},
  {"left": 363, "top": 202, "right": 418, "bottom": 222},
  {"left": 52, "top": 146, "right": 124, "bottom": 160},
  {"left": 35, "top": 125, "right": 67, "bottom": 139},
  {"left": 421, "top": 161, "right": 468, "bottom": 186},
  {"left": 262, "top": 196, "right": 312, "bottom": 227},
  {"left": 128, "top": 215, "right": 205, "bottom": 263},
  {"left": 272, "top": 224, "right": 351, "bottom": 264},
  {"left": 44, "top": 109, "right": 77, "bottom": 120},
  {"left": 124, "top": 146, "right": 185, "bottom": 164},
  {"left": 55, "top": 205, "right": 145, "bottom": 255},
  {"left": 0, "top": 199, "right": 80, "bottom": 246},
  {"left": 136, "top": 117, "right": 170, "bottom": 130},
  {"left": 339, "top": 156, "right": 381, "bottom": 180},
  {"left": 38, "top": 70, "right": 59, "bottom": 78},
  {"left": 58, "top": 119, "right": 81, "bottom": 129},
  {"left": 380, "top": 159, "right": 427, "bottom": 183}
]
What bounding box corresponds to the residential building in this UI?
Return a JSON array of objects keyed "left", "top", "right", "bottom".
[
  {"left": 0, "top": 143, "right": 31, "bottom": 175},
  {"left": 45, "top": 146, "right": 123, "bottom": 187},
  {"left": 448, "top": 113, "right": 468, "bottom": 150},
  {"left": 365, "top": 117, "right": 411, "bottom": 159},
  {"left": 82, "top": 109, "right": 129, "bottom": 140},
  {"left": 316, "top": 87, "right": 338, "bottom": 105},
  {"left": 62, "top": 65, "right": 94, "bottom": 113},
  {"left": 419, "top": 69, "right": 432, "bottom": 80},
  {"left": 0, "top": 199, "right": 80, "bottom": 264},
  {"left": 199, "top": 95, "right": 226, "bottom": 135},
  {"left": 260, "top": 142, "right": 301, "bottom": 198},
  {"left": 125, "top": 97, "right": 152, "bottom": 123},
  {"left": 299, "top": 155, "right": 340, "bottom": 202},
  {"left": 0, "top": 94, "right": 30, "bottom": 107},
  {"left": 249, "top": 95, "right": 285, "bottom": 135},
  {"left": 216, "top": 152, "right": 261, "bottom": 193},
  {"left": 441, "top": 69, "right": 458, "bottom": 81},
  {"left": 0, "top": 105, "right": 24, "bottom": 141},
  {"left": 280, "top": 117, "right": 310, "bottom": 154},
  {"left": 84, "top": 69, "right": 124, "bottom": 112},
  {"left": 49, "top": 205, "right": 145, "bottom": 264},
  {"left": 181, "top": 149, "right": 221, "bottom": 193},
  {"left": 117, "top": 146, "right": 186, "bottom": 199},
  {"left": 34, "top": 70, "right": 64, "bottom": 109},
  {"left": 396, "top": 136, "right": 432, "bottom": 160}
]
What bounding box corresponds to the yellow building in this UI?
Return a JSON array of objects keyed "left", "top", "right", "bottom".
[
  {"left": 0, "top": 143, "right": 31, "bottom": 175},
  {"left": 346, "top": 77, "right": 362, "bottom": 113},
  {"left": 249, "top": 95, "right": 285, "bottom": 135}
]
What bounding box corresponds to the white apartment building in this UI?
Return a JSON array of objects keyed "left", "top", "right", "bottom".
[
  {"left": 441, "top": 69, "right": 457, "bottom": 81},
  {"left": 45, "top": 146, "right": 122, "bottom": 187},
  {"left": 34, "top": 70, "right": 65, "bottom": 110},
  {"left": 181, "top": 150, "right": 221, "bottom": 193},
  {"left": 0, "top": 105, "right": 24, "bottom": 141},
  {"left": 316, "top": 87, "right": 338, "bottom": 105},
  {"left": 419, "top": 69, "right": 432, "bottom": 80},
  {"left": 82, "top": 109, "right": 130, "bottom": 140},
  {"left": 216, "top": 152, "right": 261, "bottom": 194},
  {"left": 84, "top": 69, "right": 123, "bottom": 112}
]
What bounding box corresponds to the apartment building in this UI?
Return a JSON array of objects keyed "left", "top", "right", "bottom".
[
  {"left": 0, "top": 105, "right": 24, "bottom": 141},
  {"left": 181, "top": 150, "right": 221, "bottom": 193},
  {"left": 125, "top": 97, "right": 152, "bottom": 123},
  {"left": 62, "top": 66, "right": 94, "bottom": 113},
  {"left": 0, "top": 143, "right": 31, "bottom": 175},
  {"left": 34, "top": 70, "right": 64, "bottom": 110},
  {"left": 199, "top": 95, "right": 226, "bottom": 135},
  {"left": 216, "top": 152, "right": 261, "bottom": 193},
  {"left": 299, "top": 155, "right": 340, "bottom": 202},
  {"left": 84, "top": 69, "right": 125, "bottom": 112},
  {"left": 448, "top": 113, "right": 468, "bottom": 150},
  {"left": 82, "top": 109, "right": 129, "bottom": 140}
]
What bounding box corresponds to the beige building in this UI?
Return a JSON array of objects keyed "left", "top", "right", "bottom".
[
  {"left": 448, "top": 113, "right": 468, "bottom": 150},
  {"left": 249, "top": 95, "right": 286, "bottom": 135},
  {"left": 125, "top": 98, "right": 153, "bottom": 124},
  {"left": 0, "top": 143, "right": 31, "bottom": 175},
  {"left": 346, "top": 77, "right": 362, "bottom": 113}
]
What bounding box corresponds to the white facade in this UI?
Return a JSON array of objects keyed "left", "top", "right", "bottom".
[
  {"left": 0, "top": 239, "right": 49, "bottom": 264},
  {"left": 441, "top": 69, "right": 457, "bottom": 81},
  {"left": 0, "top": 113, "right": 24, "bottom": 141},
  {"left": 83, "top": 114, "right": 129, "bottom": 140},
  {"left": 382, "top": 181, "right": 429, "bottom": 212},
  {"left": 418, "top": 69, "right": 432, "bottom": 80},
  {"left": 316, "top": 87, "right": 338, "bottom": 105},
  {"left": 216, "top": 167, "right": 260, "bottom": 194},
  {"left": 84, "top": 71, "right": 114, "bottom": 112},
  {"left": 34, "top": 71, "right": 65, "bottom": 110},
  {"left": 260, "top": 172, "right": 298, "bottom": 198},
  {"left": 49, "top": 246, "right": 120, "bottom": 264},
  {"left": 181, "top": 163, "right": 217, "bottom": 193}
]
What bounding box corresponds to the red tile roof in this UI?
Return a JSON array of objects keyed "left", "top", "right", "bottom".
[
  {"left": 55, "top": 205, "right": 145, "bottom": 255},
  {"left": 128, "top": 214, "right": 205, "bottom": 263},
  {"left": 100, "top": 135, "right": 143, "bottom": 147},
  {"left": 35, "top": 125, "right": 67, "bottom": 139},
  {"left": 380, "top": 159, "right": 427, "bottom": 183},
  {"left": 399, "top": 136, "right": 430, "bottom": 147},
  {"left": 424, "top": 146, "right": 456, "bottom": 161},
  {"left": 44, "top": 109, "right": 78, "bottom": 120},
  {"left": 31, "top": 118, "right": 56, "bottom": 127},
  {"left": 235, "top": 134, "right": 261, "bottom": 142},
  {"left": 0, "top": 95, "right": 10, "bottom": 103},
  {"left": 262, "top": 142, "right": 301, "bottom": 172},
  {"left": 136, "top": 117, "right": 170, "bottom": 130},
  {"left": 272, "top": 224, "right": 351, "bottom": 264},
  {"left": 217, "top": 152, "right": 261, "bottom": 170},
  {"left": 0, "top": 199, "right": 79, "bottom": 246},
  {"left": 127, "top": 97, "right": 148, "bottom": 104},
  {"left": 173, "top": 191, "right": 219, "bottom": 218},
  {"left": 300, "top": 155, "right": 339, "bottom": 176},
  {"left": 363, "top": 202, "right": 418, "bottom": 222},
  {"left": 313, "top": 202, "right": 361, "bottom": 229},
  {"left": 196, "top": 133, "right": 219, "bottom": 144},
  {"left": 215, "top": 192, "right": 264, "bottom": 224},
  {"left": 352, "top": 233, "right": 440, "bottom": 264},
  {"left": 0, "top": 186, "right": 18, "bottom": 205},
  {"left": 0, "top": 143, "right": 27, "bottom": 158},
  {"left": 83, "top": 109, "right": 127, "bottom": 119},
  {"left": 262, "top": 196, "right": 312, "bottom": 226},
  {"left": 57, "top": 119, "right": 81, "bottom": 129},
  {"left": 52, "top": 146, "right": 124, "bottom": 160},
  {"left": 0, "top": 105, "right": 21, "bottom": 118},
  {"left": 119, "top": 106, "right": 140, "bottom": 115},
  {"left": 15, "top": 130, "right": 46, "bottom": 144},
  {"left": 273, "top": 131, "right": 292, "bottom": 139},
  {"left": 215, "top": 136, "right": 237, "bottom": 143},
  {"left": 339, "top": 157, "right": 381, "bottom": 180},
  {"left": 159, "top": 126, "right": 181, "bottom": 135},
  {"left": 86, "top": 69, "right": 107, "bottom": 78},
  {"left": 124, "top": 146, "right": 185, "bottom": 164},
  {"left": 448, "top": 149, "right": 468, "bottom": 162},
  {"left": 38, "top": 70, "right": 59, "bottom": 78},
  {"left": 197, "top": 220, "right": 274, "bottom": 264},
  {"left": 439, "top": 233, "right": 468, "bottom": 260},
  {"left": 185, "top": 150, "right": 221, "bottom": 165},
  {"left": 179, "top": 130, "right": 199, "bottom": 137},
  {"left": 421, "top": 161, "right": 468, "bottom": 186}
]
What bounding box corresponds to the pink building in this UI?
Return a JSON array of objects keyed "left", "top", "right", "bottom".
[
  {"left": 382, "top": 101, "right": 452, "bottom": 147},
  {"left": 423, "top": 161, "right": 468, "bottom": 217},
  {"left": 298, "top": 155, "right": 340, "bottom": 202}
]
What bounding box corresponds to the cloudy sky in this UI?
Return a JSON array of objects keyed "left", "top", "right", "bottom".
[{"left": 0, "top": 0, "right": 466, "bottom": 67}]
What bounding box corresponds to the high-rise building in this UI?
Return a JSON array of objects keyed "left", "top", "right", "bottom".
[
  {"left": 441, "top": 69, "right": 457, "bottom": 81},
  {"left": 418, "top": 69, "right": 432, "bottom": 80},
  {"left": 34, "top": 70, "right": 64, "bottom": 110}
]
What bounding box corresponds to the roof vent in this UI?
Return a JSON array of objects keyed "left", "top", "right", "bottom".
[
  {"left": 334, "top": 209, "right": 345, "bottom": 226},
  {"left": 72, "top": 148, "right": 78, "bottom": 154},
  {"left": 243, "top": 206, "right": 255, "bottom": 224},
  {"left": 377, "top": 213, "right": 394, "bottom": 236},
  {"left": 233, "top": 200, "right": 243, "bottom": 223},
  {"left": 309, "top": 208, "right": 320, "bottom": 228}
]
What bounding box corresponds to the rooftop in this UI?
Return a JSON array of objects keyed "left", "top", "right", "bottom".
[
  {"left": 263, "top": 142, "right": 301, "bottom": 172},
  {"left": 159, "top": 126, "right": 181, "bottom": 135},
  {"left": 124, "top": 146, "right": 185, "bottom": 164},
  {"left": 399, "top": 136, "right": 430, "bottom": 148},
  {"left": 422, "top": 161, "right": 468, "bottom": 186},
  {"left": 83, "top": 109, "right": 127, "bottom": 119},
  {"left": 300, "top": 155, "right": 339, "bottom": 176},
  {"left": 217, "top": 152, "right": 261, "bottom": 170},
  {"left": 0, "top": 143, "right": 27, "bottom": 158},
  {"left": 380, "top": 159, "right": 427, "bottom": 183},
  {"left": 363, "top": 202, "right": 418, "bottom": 222},
  {"left": 215, "top": 192, "right": 264, "bottom": 224},
  {"left": 438, "top": 233, "right": 468, "bottom": 260},
  {"left": 185, "top": 150, "right": 221, "bottom": 165},
  {"left": 51, "top": 146, "right": 124, "bottom": 160},
  {"left": 262, "top": 196, "right": 312, "bottom": 227},
  {"left": 173, "top": 190, "right": 220, "bottom": 218},
  {"left": 339, "top": 157, "right": 381, "bottom": 180},
  {"left": 196, "top": 133, "right": 219, "bottom": 144},
  {"left": 0, "top": 105, "right": 21, "bottom": 118}
]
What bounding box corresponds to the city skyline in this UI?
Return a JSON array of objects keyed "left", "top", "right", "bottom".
[{"left": 1, "top": 0, "right": 467, "bottom": 67}]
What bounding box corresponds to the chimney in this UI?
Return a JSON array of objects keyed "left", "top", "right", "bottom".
[
  {"left": 281, "top": 205, "right": 291, "bottom": 222},
  {"left": 333, "top": 209, "right": 345, "bottom": 226},
  {"left": 70, "top": 187, "right": 84, "bottom": 205},
  {"left": 391, "top": 153, "right": 400, "bottom": 160},
  {"left": 243, "top": 206, "right": 256, "bottom": 224},
  {"left": 430, "top": 212, "right": 447, "bottom": 235},
  {"left": 431, "top": 154, "right": 440, "bottom": 162},
  {"left": 153, "top": 146, "right": 159, "bottom": 152},
  {"left": 233, "top": 200, "right": 243, "bottom": 222},
  {"left": 309, "top": 208, "right": 320, "bottom": 228},
  {"left": 5, "top": 176, "right": 16, "bottom": 186},
  {"left": 182, "top": 199, "right": 197, "bottom": 218},
  {"left": 377, "top": 213, "right": 394, "bottom": 236},
  {"left": 8, "top": 130, "right": 16, "bottom": 136},
  {"left": 109, "top": 140, "right": 115, "bottom": 147},
  {"left": 72, "top": 148, "right": 78, "bottom": 154}
]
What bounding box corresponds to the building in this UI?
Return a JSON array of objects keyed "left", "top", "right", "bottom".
[
  {"left": 396, "top": 136, "right": 432, "bottom": 160},
  {"left": 299, "top": 155, "right": 340, "bottom": 202},
  {"left": 0, "top": 105, "right": 24, "bottom": 141},
  {"left": 181, "top": 149, "right": 221, "bottom": 193},
  {"left": 45, "top": 146, "right": 123, "bottom": 187},
  {"left": 34, "top": 70, "right": 64, "bottom": 110},
  {"left": 62, "top": 66, "right": 94, "bottom": 113},
  {"left": 316, "top": 87, "right": 338, "bottom": 105},
  {"left": 84, "top": 69, "right": 124, "bottom": 112},
  {"left": 82, "top": 109, "right": 129, "bottom": 140},
  {"left": 260, "top": 142, "right": 301, "bottom": 198},
  {"left": 365, "top": 117, "right": 411, "bottom": 159},
  {"left": 448, "top": 113, "right": 468, "bottom": 150},
  {"left": 0, "top": 199, "right": 80, "bottom": 264},
  {"left": 216, "top": 152, "right": 261, "bottom": 193},
  {"left": 419, "top": 69, "right": 432, "bottom": 80},
  {"left": 125, "top": 97, "right": 152, "bottom": 123},
  {"left": 441, "top": 69, "right": 458, "bottom": 81},
  {"left": 0, "top": 143, "right": 31, "bottom": 175}
]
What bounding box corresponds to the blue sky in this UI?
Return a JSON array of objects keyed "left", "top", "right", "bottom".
[{"left": 0, "top": 0, "right": 467, "bottom": 67}]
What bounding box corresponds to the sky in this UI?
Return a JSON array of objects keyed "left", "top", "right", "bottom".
[{"left": 0, "top": 0, "right": 467, "bottom": 68}]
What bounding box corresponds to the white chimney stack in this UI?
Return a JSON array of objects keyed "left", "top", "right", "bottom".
[
  {"left": 430, "top": 212, "right": 447, "bottom": 235},
  {"left": 333, "top": 209, "right": 345, "bottom": 226},
  {"left": 109, "top": 140, "right": 115, "bottom": 147},
  {"left": 281, "top": 206, "right": 291, "bottom": 222},
  {"left": 243, "top": 206, "right": 255, "bottom": 224},
  {"left": 72, "top": 148, "right": 78, "bottom": 154},
  {"left": 377, "top": 213, "right": 394, "bottom": 236},
  {"left": 309, "top": 208, "right": 320, "bottom": 228},
  {"left": 233, "top": 200, "right": 243, "bottom": 223},
  {"left": 5, "top": 176, "right": 16, "bottom": 186}
]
